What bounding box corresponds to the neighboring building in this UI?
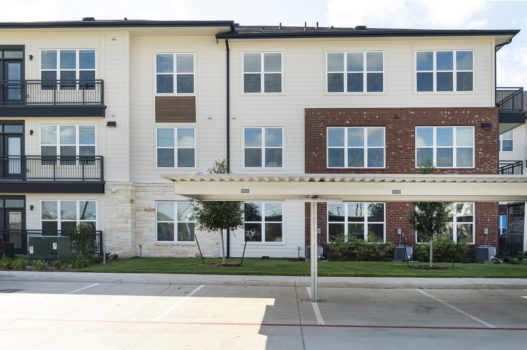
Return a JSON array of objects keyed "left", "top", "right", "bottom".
[{"left": 0, "top": 19, "right": 523, "bottom": 258}]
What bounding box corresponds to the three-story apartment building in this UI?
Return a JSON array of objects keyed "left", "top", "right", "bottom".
[{"left": 0, "top": 19, "right": 523, "bottom": 258}]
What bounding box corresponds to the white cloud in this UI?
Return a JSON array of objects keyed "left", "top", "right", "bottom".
[
  {"left": 497, "top": 44, "right": 527, "bottom": 87},
  {"left": 326, "top": 0, "right": 489, "bottom": 28}
]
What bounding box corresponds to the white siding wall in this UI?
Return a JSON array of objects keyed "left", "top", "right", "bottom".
[{"left": 500, "top": 124, "right": 527, "bottom": 171}]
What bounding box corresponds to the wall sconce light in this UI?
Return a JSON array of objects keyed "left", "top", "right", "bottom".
[
  {"left": 29, "top": 130, "right": 33, "bottom": 135},
  {"left": 481, "top": 123, "right": 491, "bottom": 129},
  {"left": 29, "top": 55, "right": 33, "bottom": 60},
  {"left": 107, "top": 121, "right": 117, "bottom": 127},
  {"left": 30, "top": 205, "right": 34, "bottom": 210}
]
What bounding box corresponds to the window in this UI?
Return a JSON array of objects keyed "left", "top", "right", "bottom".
[
  {"left": 327, "top": 52, "right": 383, "bottom": 93},
  {"left": 156, "top": 128, "right": 195, "bottom": 168},
  {"left": 244, "top": 202, "right": 283, "bottom": 242},
  {"left": 156, "top": 202, "right": 195, "bottom": 242},
  {"left": 416, "top": 50, "right": 473, "bottom": 92},
  {"left": 328, "top": 202, "right": 385, "bottom": 243},
  {"left": 41, "top": 200, "right": 96, "bottom": 234},
  {"left": 243, "top": 53, "right": 282, "bottom": 93},
  {"left": 416, "top": 126, "right": 474, "bottom": 168},
  {"left": 156, "top": 53, "right": 194, "bottom": 94},
  {"left": 41, "top": 49, "right": 96, "bottom": 89},
  {"left": 499, "top": 130, "right": 513, "bottom": 152},
  {"left": 40, "top": 125, "right": 95, "bottom": 163},
  {"left": 416, "top": 202, "right": 474, "bottom": 244},
  {"left": 244, "top": 128, "right": 283, "bottom": 168},
  {"left": 327, "top": 127, "right": 385, "bottom": 168}
]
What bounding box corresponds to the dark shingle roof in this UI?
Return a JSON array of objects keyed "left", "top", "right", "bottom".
[{"left": 0, "top": 19, "right": 235, "bottom": 29}]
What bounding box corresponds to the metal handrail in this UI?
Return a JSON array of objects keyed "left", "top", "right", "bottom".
[
  {"left": 496, "top": 87, "right": 524, "bottom": 112},
  {"left": 0, "top": 79, "right": 104, "bottom": 106},
  {"left": 498, "top": 160, "right": 523, "bottom": 175}
]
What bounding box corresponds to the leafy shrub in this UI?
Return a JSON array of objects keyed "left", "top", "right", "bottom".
[
  {"left": 91, "top": 255, "right": 103, "bottom": 264},
  {"left": 111, "top": 254, "right": 119, "bottom": 260},
  {"left": 414, "top": 235, "right": 472, "bottom": 262},
  {"left": 52, "top": 260, "right": 62, "bottom": 270},
  {"left": 71, "top": 254, "right": 91, "bottom": 269},
  {"left": 503, "top": 256, "right": 522, "bottom": 264},
  {"left": 12, "top": 257, "right": 28, "bottom": 270},
  {"left": 32, "top": 259, "right": 47, "bottom": 271},
  {"left": 0, "top": 258, "right": 13, "bottom": 269},
  {"left": 327, "top": 237, "right": 395, "bottom": 261},
  {"left": 67, "top": 225, "right": 97, "bottom": 257}
]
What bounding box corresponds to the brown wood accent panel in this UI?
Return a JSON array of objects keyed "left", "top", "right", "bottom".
[{"left": 155, "top": 96, "right": 196, "bottom": 123}]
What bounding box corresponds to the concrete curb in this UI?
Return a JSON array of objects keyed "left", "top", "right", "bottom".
[{"left": 1, "top": 271, "right": 527, "bottom": 289}]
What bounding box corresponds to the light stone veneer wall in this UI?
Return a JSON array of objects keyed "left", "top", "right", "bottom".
[{"left": 103, "top": 183, "right": 136, "bottom": 257}]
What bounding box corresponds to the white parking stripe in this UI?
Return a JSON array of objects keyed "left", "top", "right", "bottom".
[
  {"left": 65, "top": 283, "right": 100, "bottom": 295},
  {"left": 306, "top": 287, "right": 325, "bottom": 325},
  {"left": 416, "top": 289, "right": 496, "bottom": 328},
  {"left": 152, "top": 285, "right": 205, "bottom": 322}
]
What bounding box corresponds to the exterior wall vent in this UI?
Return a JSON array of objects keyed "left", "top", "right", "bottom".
[
  {"left": 355, "top": 25, "right": 367, "bottom": 30},
  {"left": 82, "top": 17, "right": 96, "bottom": 21}
]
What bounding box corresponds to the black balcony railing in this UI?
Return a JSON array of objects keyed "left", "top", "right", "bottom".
[
  {"left": 496, "top": 87, "right": 524, "bottom": 112},
  {"left": 498, "top": 160, "right": 523, "bottom": 175},
  {"left": 0, "top": 79, "right": 104, "bottom": 106},
  {"left": 0, "top": 155, "right": 103, "bottom": 181},
  {"left": 497, "top": 235, "right": 524, "bottom": 258},
  {"left": 1, "top": 229, "right": 103, "bottom": 255}
]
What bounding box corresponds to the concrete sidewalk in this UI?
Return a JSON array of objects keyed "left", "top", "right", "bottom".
[{"left": 1, "top": 270, "right": 526, "bottom": 289}]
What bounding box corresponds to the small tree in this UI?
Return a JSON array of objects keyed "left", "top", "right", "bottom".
[{"left": 192, "top": 159, "right": 244, "bottom": 265}]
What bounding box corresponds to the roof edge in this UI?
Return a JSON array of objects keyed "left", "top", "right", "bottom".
[{"left": 0, "top": 20, "right": 235, "bottom": 30}]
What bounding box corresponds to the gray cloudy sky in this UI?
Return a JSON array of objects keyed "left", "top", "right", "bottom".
[{"left": 2, "top": 0, "right": 527, "bottom": 88}]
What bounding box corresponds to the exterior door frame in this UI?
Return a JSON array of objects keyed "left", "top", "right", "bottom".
[
  {"left": 0, "top": 195, "right": 26, "bottom": 253},
  {"left": 0, "top": 45, "right": 25, "bottom": 105}
]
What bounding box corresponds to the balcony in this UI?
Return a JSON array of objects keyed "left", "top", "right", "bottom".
[
  {"left": 499, "top": 160, "right": 523, "bottom": 175},
  {"left": 0, "top": 155, "right": 104, "bottom": 193},
  {"left": 496, "top": 87, "right": 526, "bottom": 134},
  {"left": 0, "top": 80, "right": 105, "bottom": 117}
]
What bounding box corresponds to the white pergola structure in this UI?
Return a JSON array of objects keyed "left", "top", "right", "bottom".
[{"left": 164, "top": 173, "right": 527, "bottom": 302}]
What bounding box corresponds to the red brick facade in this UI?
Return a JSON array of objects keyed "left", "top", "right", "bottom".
[{"left": 304, "top": 107, "right": 500, "bottom": 249}]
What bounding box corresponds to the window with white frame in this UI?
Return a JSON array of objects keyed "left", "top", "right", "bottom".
[
  {"left": 416, "top": 202, "right": 475, "bottom": 244},
  {"left": 327, "top": 202, "right": 385, "bottom": 243},
  {"left": 244, "top": 127, "right": 283, "bottom": 168},
  {"left": 327, "top": 127, "right": 385, "bottom": 168},
  {"left": 416, "top": 126, "right": 474, "bottom": 168},
  {"left": 155, "top": 53, "right": 194, "bottom": 94},
  {"left": 499, "top": 130, "right": 513, "bottom": 152},
  {"left": 41, "top": 200, "right": 96, "bottom": 234},
  {"left": 327, "top": 52, "right": 383, "bottom": 93},
  {"left": 416, "top": 50, "right": 473, "bottom": 92},
  {"left": 244, "top": 202, "right": 283, "bottom": 242},
  {"left": 40, "top": 125, "right": 95, "bottom": 163},
  {"left": 41, "top": 49, "right": 96, "bottom": 89},
  {"left": 156, "top": 202, "right": 195, "bottom": 242},
  {"left": 156, "top": 128, "right": 195, "bottom": 168},
  {"left": 243, "top": 53, "right": 282, "bottom": 93}
]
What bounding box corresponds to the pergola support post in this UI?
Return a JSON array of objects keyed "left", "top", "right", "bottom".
[{"left": 310, "top": 200, "right": 318, "bottom": 302}]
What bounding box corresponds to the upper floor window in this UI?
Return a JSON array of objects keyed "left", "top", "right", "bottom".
[
  {"left": 156, "top": 128, "right": 195, "bottom": 168},
  {"left": 41, "top": 49, "right": 95, "bottom": 89},
  {"left": 327, "top": 52, "right": 383, "bottom": 93},
  {"left": 156, "top": 53, "right": 194, "bottom": 94},
  {"left": 40, "top": 125, "right": 95, "bottom": 163},
  {"left": 244, "top": 202, "right": 283, "bottom": 242},
  {"left": 416, "top": 50, "right": 473, "bottom": 92},
  {"left": 41, "top": 200, "right": 96, "bottom": 234},
  {"left": 416, "top": 202, "right": 474, "bottom": 244},
  {"left": 243, "top": 53, "right": 282, "bottom": 93},
  {"left": 499, "top": 130, "right": 513, "bottom": 152},
  {"left": 156, "top": 202, "right": 195, "bottom": 242},
  {"left": 416, "top": 126, "right": 474, "bottom": 168},
  {"left": 327, "top": 127, "right": 385, "bottom": 168},
  {"left": 328, "top": 202, "right": 385, "bottom": 243},
  {"left": 244, "top": 127, "right": 283, "bottom": 168}
]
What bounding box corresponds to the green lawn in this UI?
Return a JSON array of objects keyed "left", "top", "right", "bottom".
[{"left": 80, "top": 258, "right": 527, "bottom": 278}]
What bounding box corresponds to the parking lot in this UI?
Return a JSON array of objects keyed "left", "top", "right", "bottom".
[{"left": 0, "top": 276, "right": 526, "bottom": 349}]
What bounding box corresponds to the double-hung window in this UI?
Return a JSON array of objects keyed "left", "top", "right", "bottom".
[
  {"left": 40, "top": 125, "right": 95, "bottom": 163},
  {"left": 156, "top": 53, "right": 194, "bottom": 94},
  {"left": 328, "top": 202, "right": 385, "bottom": 243},
  {"left": 499, "top": 130, "right": 513, "bottom": 151},
  {"left": 416, "top": 126, "right": 474, "bottom": 168},
  {"left": 327, "top": 52, "right": 383, "bottom": 93},
  {"left": 244, "top": 202, "right": 283, "bottom": 242},
  {"left": 41, "top": 200, "right": 96, "bottom": 234},
  {"left": 243, "top": 53, "right": 282, "bottom": 93},
  {"left": 327, "top": 127, "right": 385, "bottom": 168},
  {"left": 416, "top": 202, "right": 474, "bottom": 244},
  {"left": 156, "top": 202, "right": 195, "bottom": 242},
  {"left": 416, "top": 50, "right": 473, "bottom": 92},
  {"left": 156, "top": 128, "right": 195, "bottom": 168},
  {"left": 41, "top": 49, "right": 96, "bottom": 90},
  {"left": 244, "top": 127, "right": 283, "bottom": 168}
]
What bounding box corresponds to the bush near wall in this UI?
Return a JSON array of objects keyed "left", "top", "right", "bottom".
[
  {"left": 327, "top": 237, "right": 395, "bottom": 261},
  {"left": 414, "top": 234, "right": 473, "bottom": 263}
]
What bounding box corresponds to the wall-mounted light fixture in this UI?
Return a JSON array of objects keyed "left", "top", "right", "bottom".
[
  {"left": 30, "top": 205, "right": 34, "bottom": 210},
  {"left": 29, "top": 55, "right": 33, "bottom": 60},
  {"left": 481, "top": 123, "right": 492, "bottom": 129},
  {"left": 107, "top": 121, "right": 117, "bottom": 127},
  {"left": 29, "top": 130, "right": 33, "bottom": 135}
]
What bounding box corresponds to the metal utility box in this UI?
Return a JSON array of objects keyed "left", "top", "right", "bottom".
[
  {"left": 28, "top": 236, "right": 70, "bottom": 263},
  {"left": 306, "top": 245, "right": 324, "bottom": 261},
  {"left": 393, "top": 245, "right": 413, "bottom": 261},
  {"left": 475, "top": 245, "right": 496, "bottom": 262}
]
